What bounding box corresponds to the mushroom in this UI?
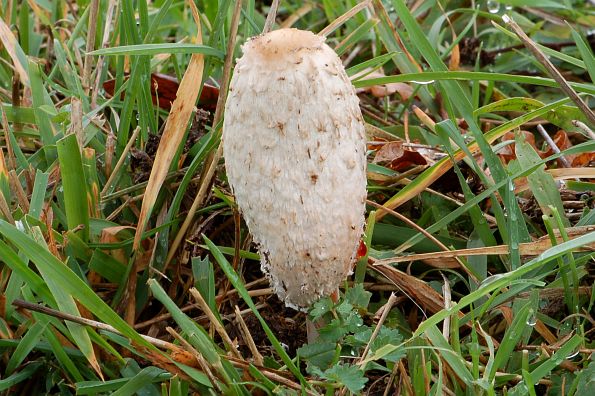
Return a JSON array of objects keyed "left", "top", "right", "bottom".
[{"left": 223, "top": 28, "right": 367, "bottom": 310}]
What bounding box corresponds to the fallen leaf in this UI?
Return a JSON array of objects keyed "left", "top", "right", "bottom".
[
  {"left": 103, "top": 73, "right": 219, "bottom": 111},
  {"left": 373, "top": 141, "right": 404, "bottom": 163},
  {"left": 373, "top": 141, "right": 428, "bottom": 171},
  {"left": 354, "top": 69, "right": 413, "bottom": 99},
  {"left": 389, "top": 149, "right": 428, "bottom": 171},
  {"left": 542, "top": 130, "right": 576, "bottom": 166},
  {"left": 370, "top": 82, "right": 413, "bottom": 99},
  {"left": 367, "top": 136, "right": 389, "bottom": 151},
  {"left": 571, "top": 151, "right": 595, "bottom": 167}
]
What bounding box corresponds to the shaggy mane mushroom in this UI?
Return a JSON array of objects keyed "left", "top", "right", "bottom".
[{"left": 223, "top": 28, "right": 367, "bottom": 310}]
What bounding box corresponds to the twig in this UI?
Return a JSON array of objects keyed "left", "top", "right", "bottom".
[
  {"left": 91, "top": 0, "right": 118, "bottom": 108},
  {"left": 189, "top": 288, "right": 242, "bottom": 359},
  {"left": 101, "top": 167, "right": 190, "bottom": 202},
  {"left": 572, "top": 120, "right": 595, "bottom": 140},
  {"left": 383, "top": 360, "right": 401, "bottom": 396},
  {"left": 502, "top": 15, "right": 595, "bottom": 125},
  {"left": 11, "top": 299, "right": 176, "bottom": 351},
  {"left": 101, "top": 126, "right": 141, "bottom": 197},
  {"left": 441, "top": 273, "right": 451, "bottom": 339},
  {"left": 536, "top": 124, "right": 572, "bottom": 168},
  {"left": 0, "top": 106, "right": 17, "bottom": 170},
  {"left": 0, "top": 190, "right": 14, "bottom": 224},
  {"left": 83, "top": 0, "right": 100, "bottom": 93},
  {"left": 134, "top": 279, "right": 269, "bottom": 329},
  {"left": 517, "top": 344, "right": 594, "bottom": 354},
  {"left": 398, "top": 360, "right": 415, "bottom": 396},
  {"left": 357, "top": 293, "right": 398, "bottom": 366},
  {"left": 263, "top": 0, "right": 281, "bottom": 34},
  {"left": 318, "top": 0, "right": 371, "bottom": 38},
  {"left": 166, "top": 326, "right": 222, "bottom": 393},
  {"left": 366, "top": 199, "right": 479, "bottom": 283},
  {"left": 483, "top": 36, "right": 595, "bottom": 58},
  {"left": 224, "top": 356, "right": 310, "bottom": 393},
  {"left": 233, "top": 305, "right": 264, "bottom": 365}
]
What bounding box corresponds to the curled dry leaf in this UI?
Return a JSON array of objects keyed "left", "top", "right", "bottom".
[
  {"left": 372, "top": 264, "right": 469, "bottom": 328},
  {"left": 354, "top": 69, "right": 413, "bottom": 99},
  {"left": 373, "top": 140, "right": 404, "bottom": 163},
  {"left": 103, "top": 73, "right": 219, "bottom": 111},
  {"left": 540, "top": 130, "right": 595, "bottom": 167},
  {"left": 372, "top": 140, "right": 428, "bottom": 171},
  {"left": 498, "top": 130, "right": 584, "bottom": 167},
  {"left": 570, "top": 151, "right": 595, "bottom": 167}
]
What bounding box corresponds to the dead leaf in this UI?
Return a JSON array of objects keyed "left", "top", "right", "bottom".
[
  {"left": 498, "top": 131, "right": 536, "bottom": 163},
  {"left": 354, "top": 69, "right": 413, "bottom": 99},
  {"left": 370, "top": 82, "right": 413, "bottom": 99},
  {"left": 373, "top": 141, "right": 403, "bottom": 163},
  {"left": 0, "top": 18, "right": 29, "bottom": 84},
  {"left": 390, "top": 150, "right": 428, "bottom": 171},
  {"left": 542, "top": 130, "right": 576, "bottom": 166},
  {"left": 571, "top": 151, "right": 595, "bottom": 167},
  {"left": 372, "top": 264, "right": 445, "bottom": 314},
  {"left": 103, "top": 73, "right": 219, "bottom": 111},
  {"left": 373, "top": 141, "right": 428, "bottom": 171},
  {"left": 449, "top": 42, "right": 460, "bottom": 71}
]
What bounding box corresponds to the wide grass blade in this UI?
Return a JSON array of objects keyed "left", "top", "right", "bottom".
[
  {"left": 393, "top": 140, "right": 595, "bottom": 253},
  {"left": 568, "top": 24, "right": 595, "bottom": 83},
  {"left": 0, "top": 362, "right": 42, "bottom": 391},
  {"left": 0, "top": 220, "right": 156, "bottom": 350},
  {"left": 4, "top": 322, "right": 46, "bottom": 375},
  {"left": 424, "top": 325, "right": 474, "bottom": 384},
  {"left": 111, "top": 366, "right": 169, "bottom": 396},
  {"left": 29, "top": 60, "right": 56, "bottom": 163},
  {"left": 147, "top": 278, "right": 241, "bottom": 392},
  {"left": 76, "top": 368, "right": 172, "bottom": 395},
  {"left": 57, "top": 134, "right": 90, "bottom": 242},
  {"left": 514, "top": 133, "right": 569, "bottom": 226},
  {"left": 29, "top": 226, "right": 103, "bottom": 377}
]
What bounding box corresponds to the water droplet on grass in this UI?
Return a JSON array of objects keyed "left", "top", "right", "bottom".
[
  {"left": 411, "top": 80, "right": 435, "bottom": 85},
  {"left": 487, "top": 0, "right": 501, "bottom": 13},
  {"left": 566, "top": 348, "right": 580, "bottom": 359}
]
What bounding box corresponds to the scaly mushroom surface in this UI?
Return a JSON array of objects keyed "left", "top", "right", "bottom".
[{"left": 223, "top": 28, "right": 367, "bottom": 309}]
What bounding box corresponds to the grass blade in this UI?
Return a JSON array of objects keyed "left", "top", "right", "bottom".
[
  {"left": 0, "top": 220, "right": 156, "bottom": 350},
  {"left": 89, "top": 43, "right": 224, "bottom": 58},
  {"left": 57, "top": 134, "right": 90, "bottom": 242}
]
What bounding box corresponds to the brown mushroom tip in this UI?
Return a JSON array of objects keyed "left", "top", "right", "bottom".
[{"left": 242, "top": 28, "right": 325, "bottom": 64}]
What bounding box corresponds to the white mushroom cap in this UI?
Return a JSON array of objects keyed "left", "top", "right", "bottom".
[{"left": 223, "top": 28, "right": 367, "bottom": 309}]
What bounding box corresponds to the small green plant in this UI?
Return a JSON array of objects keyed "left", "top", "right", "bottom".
[
  {"left": 298, "top": 285, "right": 404, "bottom": 393},
  {"left": 298, "top": 284, "right": 404, "bottom": 393}
]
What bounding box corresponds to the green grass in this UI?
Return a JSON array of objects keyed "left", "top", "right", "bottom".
[{"left": 0, "top": 0, "right": 594, "bottom": 394}]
